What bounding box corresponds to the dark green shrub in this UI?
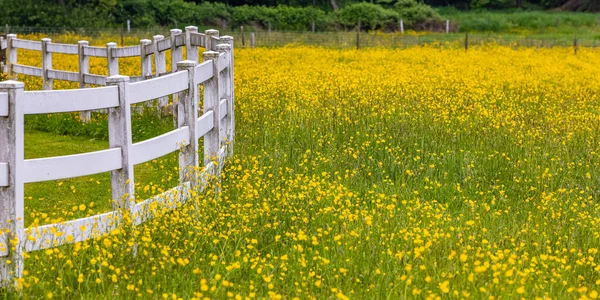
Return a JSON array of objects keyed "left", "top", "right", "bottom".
[
  {"left": 271, "top": 6, "right": 329, "bottom": 31},
  {"left": 232, "top": 5, "right": 329, "bottom": 31},
  {"left": 231, "top": 5, "right": 270, "bottom": 28},
  {"left": 394, "top": 0, "right": 442, "bottom": 26},
  {"left": 336, "top": 3, "right": 399, "bottom": 30}
]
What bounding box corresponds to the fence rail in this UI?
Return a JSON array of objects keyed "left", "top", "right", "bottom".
[
  {"left": 0, "top": 26, "right": 230, "bottom": 121},
  {"left": 0, "top": 27, "right": 235, "bottom": 286}
]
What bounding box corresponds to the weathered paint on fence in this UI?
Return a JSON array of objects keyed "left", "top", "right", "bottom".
[
  {"left": 23, "top": 86, "right": 119, "bottom": 114},
  {"left": 0, "top": 28, "right": 216, "bottom": 91}
]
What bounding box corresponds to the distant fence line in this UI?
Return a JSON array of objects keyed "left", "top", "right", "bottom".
[
  {"left": 233, "top": 31, "right": 600, "bottom": 51},
  {"left": 2, "top": 25, "right": 600, "bottom": 50},
  {"left": 0, "top": 27, "right": 228, "bottom": 120},
  {"left": 0, "top": 27, "right": 234, "bottom": 286}
]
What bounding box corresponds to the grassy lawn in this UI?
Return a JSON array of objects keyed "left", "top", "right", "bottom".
[
  {"left": 438, "top": 8, "right": 600, "bottom": 34},
  {"left": 23, "top": 129, "right": 179, "bottom": 228}
]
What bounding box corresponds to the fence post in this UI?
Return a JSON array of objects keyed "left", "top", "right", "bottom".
[
  {"left": 203, "top": 51, "right": 221, "bottom": 169},
  {"left": 170, "top": 29, "right": 183, "bottom": 73},
  {"left": 5, "top": 34, "right": 16, "bottom": 79},
  {"left": 241, "top": 26, "right": 245, "bottom": 47},
  {"left": 176, "top": 60, "right": 199, "bottom": 186},
  {"left": 153, "top": 35, "right": 166, "bottom": 77},
  {"left": 106, "top": 42, "right": 118, "bottom": 77},
  {"left": 78, "top": 41, "right": 91, "bottom": 122},
  {"left": 574, "top": 34, "right": 578, "bottom": 55},
  {"left": 312, "top": 19, "right": 315, "bottom": 33},
  {"left": 140, "top": 39, "right": 152, "bottom": 80},
  {"left": 170, "top": 29, "right": 183, "bottom": 121},
  {"left": 216, "top": 43, "right": 233, "bottom": 155},
  {"left": 0, "top": 37, "right": 3, "bottom": 72},
  {"left": 446, "top": 20, "right": 450, "bottom": 33},
  {"left": 400, "top": 19, "right": 404, "bottom": 33},
  {"left": 106, "top": 75, "right": 135, "bottom": 213},
  {"left": 250, "top": 32, "right": 255, "bottom": 49},
  {"left": 356, "top": 20, "right": 361, "bottom": 50},
  {"left": 41, "top": 38, "right": 53, "bottom": 90},
  {"left": 219, "top": 36, "right": 234, "bottom": 152},
  {"left": 205, "top": 29, "right": 219, "bottom": 52},
  {"left": 0, "top": 81, "right": 25, "bottom": 286},
  {"left": 153, "top": 35, "right": 168, "bottom": 109},
  {"left": 185, "top": 26, "right": 198, "bottom": 62},
  {"left": 465, "top": 32, "right": 469, "bottom": 51}
]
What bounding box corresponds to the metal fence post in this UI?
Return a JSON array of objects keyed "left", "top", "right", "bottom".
[
  {"left": 356, "top": 20, "right": 361, "bottom": 50},
  {"left": 241, "top": 26, "right": 245, "bottom": 47}
]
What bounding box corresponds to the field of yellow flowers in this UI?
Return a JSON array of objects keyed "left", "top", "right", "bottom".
[{"left": 5, "top": 34, "right": 600, "bottom": 299}]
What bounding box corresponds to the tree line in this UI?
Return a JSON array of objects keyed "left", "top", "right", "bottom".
[{"left": 1, "top": 0, "right": 596, "bottom": 30}]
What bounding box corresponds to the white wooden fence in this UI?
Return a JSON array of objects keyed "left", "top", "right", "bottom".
[
  {"left": 0, "top": 27, "right": 234, "bottom": 285},
  {"left": 0, "top": 26, "right": 228, "bottom": 120}
]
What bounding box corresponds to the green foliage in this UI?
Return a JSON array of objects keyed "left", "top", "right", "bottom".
[
  {"left": 195, "top": 2, "right": 233, "bottom": 25},
  {"left": 231, "top": 5, "right": 328, "bottom": 31},
  {"left": 118, "top": 0, "right": 156, "bottom": 27},
  {"left": 25, "top": 108, "right": 173, "bottom": 143},
  {"left": 0, "top": 0, "right": 118, "bottom": 28},
  {"left": 561, "top": 0, "right": 600, "bottom": 12},
  {"left": 117, "top": 0, "right": 231, "bottom": 28},
  {"left": 438, "top": 7, "right": 600, "bottom": 32},
  {"left": 336, "top": 3, "right": 398, "bottom": 29},
  {"left": 271, "top": 5, "right": 329, "bottom": 30},
  {"left": 395, "top": 0, "right": 442, "bottom": 25},
  {"left": 2, "top": 0, "right": 597, "bottom": 32},
  {"left": 468, "top": 0, "right": 515, "bottom": 9}
]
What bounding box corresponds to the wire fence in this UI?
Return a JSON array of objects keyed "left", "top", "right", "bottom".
[
  {"left": 2, "top": 26, "right": 599, "bottom": 49},
  {"left": 229, "top": 31, "right": 600, "bottom": 49}
]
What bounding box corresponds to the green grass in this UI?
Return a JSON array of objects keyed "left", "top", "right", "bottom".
[
  {"left": 23, "top": 111, "right": 180, "bottom": 228},
  {"left": 438, "top": 8, "right": 600, "bottom": 36},
  {"left": 7, "top": 45, "right": 600, "bottom": 299}
]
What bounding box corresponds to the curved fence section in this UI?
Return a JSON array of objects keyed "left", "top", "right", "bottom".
[
  {"left": 0, "top": 26, "right": 226, "bottom": 121},
  {"left": 0, "top": 27, "right": 234, "bottom": 285}
]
